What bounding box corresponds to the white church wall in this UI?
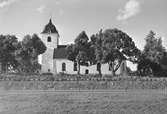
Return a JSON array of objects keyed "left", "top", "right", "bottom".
[
  {"left": 53, "top": 59, "right": 124, "bottom": 75},
  {"left": 53, "top": 59, "right": 77, "bottom": 74},
  {"left": 41, "top": 48, "right": 54, "bottom": 73},
  {"left": 40, "top": 32, "right": 59, "bottom": 73},
  {"left": 127, "top": 61, "right": 137, "bottom": 71}
]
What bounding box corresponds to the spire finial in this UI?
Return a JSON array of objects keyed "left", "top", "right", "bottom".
[
  {"left": 49, "top": 18, "right": 52, "bottom": 24},
  {"left": 49, "top": 12, "right": 53, "bottom": 23}
]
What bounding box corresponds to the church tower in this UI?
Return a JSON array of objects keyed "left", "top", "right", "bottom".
[{"left": 41, "top": 19, "right": 59, "bottom": 73}]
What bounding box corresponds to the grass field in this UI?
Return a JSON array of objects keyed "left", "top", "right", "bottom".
[{"left": 0, "top": 90, "right": 167, "bottom": 114}]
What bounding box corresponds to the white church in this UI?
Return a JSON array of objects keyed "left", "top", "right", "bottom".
[{"left": 40, "top": 19, "right": 127, "bottom": 75}]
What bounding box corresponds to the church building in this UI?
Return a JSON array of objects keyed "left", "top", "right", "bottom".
[{"left": 40, "top": 19, "right": 127, "bottom": 75}]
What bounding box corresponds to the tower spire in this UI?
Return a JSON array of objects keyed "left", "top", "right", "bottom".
[
  {"left": 50, "top": 12, "right": 53, "bottom": 23},
  {"left": 42, "top": 18, "right": 59, "bottom": 34},
  {"left": 49, "top": 18, "right": 52, "bottom": 24}
]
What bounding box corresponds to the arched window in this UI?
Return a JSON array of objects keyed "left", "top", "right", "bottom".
[
  {"left": 73, "top": 62, "right": 77, "bottom": 71},
  {"left": 47, "top": 36, "right": 51, "bottom": 42},
  {"left": 97, "top": 63, "right": 101, "bottom": 71},
  {"left": 109, "top": 63, "right": 112, "bottom": 71},
  {"left": 62, "top": 62, "right": 66, "bottom": 71},
  {"left": 85, "top": 69, "right": 89, "bottom": 74}
]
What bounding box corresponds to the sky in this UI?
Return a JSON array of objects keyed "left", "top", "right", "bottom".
[{"left": 0, "top": 0, "right": 167, "bottom": 50}]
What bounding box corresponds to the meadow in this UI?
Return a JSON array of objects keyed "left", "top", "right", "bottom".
[
  {"left": 0, "top": 74, "right": 167, "bottom": 114},
  {"left": 0, "top": 90, "right": 167, "bottom": 114}
]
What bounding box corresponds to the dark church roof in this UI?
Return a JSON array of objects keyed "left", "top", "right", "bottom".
[
  {"left": 42, "top": 19, "right": 59, "bottom": 34},
  {"left": 53, "top": 45, "right": 68, "bottom": 59}
]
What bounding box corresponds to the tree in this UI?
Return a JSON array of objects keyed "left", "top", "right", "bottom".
[
  {"left": 15, "top": 34, "right": 46, "bottom": 73},
  {"left": 76, "top": 51, "right": 89, "bottom": 74},
  {"left": 137, "top": 54, "right": 153, "bottom": 76},
  {"left": 144, "top": 31, "right": 165, "bottom": 64},
  {"left": 102, "top": 28, "right": 140, "bottom": 76},
  {"left": 0, "top": 35, "right": 19, "bottom": 72},
  {"left": 66, "top": 44, "right": 78, "bottom": 62},
  {"left": 90, "top": 29, "right": 103, "bottom": 76},
  {"left": 160, "top": 52, "right": 167, "bottom": 76},
  {"left": 31, "top": 34, "right": 47, "bottom": 55},
  {"left": 139, "top": 31, "right": 166, "bottom": 76},
  {"left": 87, "top": 37, "right": 96, "bottom": 66},
  {"left": 66, "top": 31, "right": 90, "bottom": 74},
  {"left": 161, "top": 52, "right": 167, "bottom": 68}
]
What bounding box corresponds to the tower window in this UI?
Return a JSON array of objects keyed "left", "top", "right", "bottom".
[{"left": 47, "top": 36, "right": 51, "bottom": 42}]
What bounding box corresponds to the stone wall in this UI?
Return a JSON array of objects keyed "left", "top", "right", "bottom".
[{"left": 1, "top": 79, "right": 167, "bottom": 90}]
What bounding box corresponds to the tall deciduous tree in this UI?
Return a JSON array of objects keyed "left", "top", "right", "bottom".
[
  {"left": 15, "top": 34, "right": 46, "bottom": 73},
  {"left": 102, "top": 28, "right": 140, "bottom": 76},
  {"left": 90, "top": 29, "right": 103, "bottom": 76},
  {"left": 66, "top": 44, "right": 77, "bottom": 62},
  {"left": 0, "top": 35, "right": 19, "bottom": 72},
  {"left": 66, "top": 31, "right": 90, "bottom": 74}
]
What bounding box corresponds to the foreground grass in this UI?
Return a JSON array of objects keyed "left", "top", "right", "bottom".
[{"left": 0, "top": 90, "right": 167, "bottom": 114}]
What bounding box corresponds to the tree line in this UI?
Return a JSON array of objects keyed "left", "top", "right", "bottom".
[
  {"left": 0, "top": 34, "right": 46, "bottom": 73},
  {"left": 0, "top": 28, "right": 166, "bottom": 77},
  {"left": 66, "top": 28, "right": 167, "bottom": 77},
  {"left": 66, "top": 28, "right": 140, "bottom": 76}
]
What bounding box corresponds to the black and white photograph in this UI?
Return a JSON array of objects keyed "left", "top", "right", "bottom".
[{"left": 0, "top": 0, "right": 167, "bottom": 113}]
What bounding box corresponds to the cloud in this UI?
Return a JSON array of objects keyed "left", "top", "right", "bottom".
[
  {"left": 117, "top": 0, "right": 141, "bottom": 21},
  {"left": 37, "top": 5, "right": 46, "bottom": 14},
  {"left": 55, "top": 1, "right": 61, "bottom": 5},
  {"left": 55, "top": 0, "right": 81, "bottom": 5},
  {"left": 0, "top": 0, "right": 18, "bottom": 8}
]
